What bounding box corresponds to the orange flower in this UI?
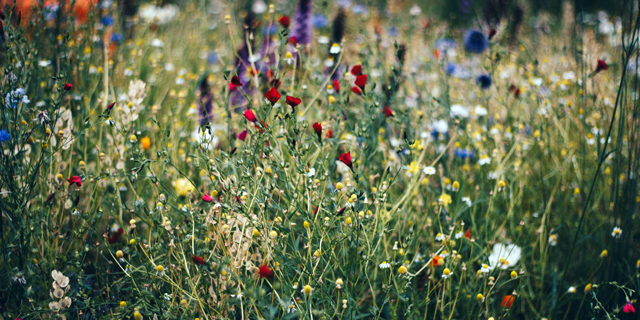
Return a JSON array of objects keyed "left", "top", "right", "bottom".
[
  {"left": 500, "top": 295, "right": 514, "bottom": 308},
  {"left": 140, "top": 137, "right": 151, "bottom": 150}
]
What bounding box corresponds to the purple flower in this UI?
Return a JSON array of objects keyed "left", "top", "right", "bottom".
[{"left": 292, "top": 0, "right": 313, "bottom": 45}]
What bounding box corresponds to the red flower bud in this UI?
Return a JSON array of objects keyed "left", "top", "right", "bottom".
[
  {"left": 332, "top": 79, "right": 340, "bottom": 93},
  {"left": 488, "top": 29, "right": 497, "bottom": 40},
  {"left": 191, "top": 255, "right": 206, "bottom": 265},
  {"left": 278, "top": 16, "right": 290, "bottom": 28},
  {"left": 382, "top": 106, "right": 393, "bottom": 118},
  {"left": 338, "top": 152, "right": 353, "bottom": 169},
  {"left": 202, "top": 194, "right": 213, "bottom": 202},
  {"left": 501, "top": 295, "right": 514, "bottom": 308},
  {"left": 595, "top": 59, "right": 608, "bottom": 73},
  {"left": 326, "top": 129, "right": 334, "bottom": 139},
  {"left": 312, "top": 122, "right": 322, "bottom": 139},
  {"left": 288, "top": 37, "right": 298, "bottom": 46},
  {"left": 257, "top": 264, "right": 274, "bottom": 278},
  {"left": 238, "top": 130, "right": 248, "bottom": 141},
  {"left": 351, "top": 65, "right": 362, "bottom": 76},
  {"left": 64, "top": 83, "right": 74, "bottom": 91},
  {"left": 244, "top": 109, "right": 258, "bottom": 122},
  {"left": 464, "top": 229, "right": 471, "bottom": 239}
]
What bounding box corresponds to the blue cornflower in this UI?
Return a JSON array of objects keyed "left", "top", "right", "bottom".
[
  {"left": 100, "top": 15, "right": 115, "bottom": 27},
  {"left": 0, "top": 129, "right": 10, "bottom": 143},
  {"left": 110, "top": 33, "right": 124, "bottom": 43},
  {"left": 463, "top": 29, "right": 489, "bottom": 54},
  {"left": 207, "top": 52, "right": 219, "bottom": 65},
  {"left": 454, "top": 148, "right": 474, "bottom": 159},
  {"left": 476, "top": 74, "right": 492, "bottom": 89},
  {"left": 312, "top": 14, "right": 329, "bottom": 29},
  {"left": 446, "top": 63, "right": 457, "bottom": 75},
  {"left": 388, "top": 26, "right": 399, "bottom": 37}
]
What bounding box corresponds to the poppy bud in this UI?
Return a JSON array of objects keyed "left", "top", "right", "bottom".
[
  {"left": 312, "top": 122, "right": 322, "bottom": 140},
  {"left": 243, "top": 109, "right": 258, "bottom": 122},
  {"left": 238, "top": 130, "right": 248, "bottom": 141},
  {"left": 278, "top": 16, "right": 290, "bottom": 28},
  {"left": 107, "top": 102, "right": 115, "bottom": 110}
]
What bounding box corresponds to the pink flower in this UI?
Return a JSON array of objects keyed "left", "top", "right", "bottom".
[
  {"left": 244, "top": 109, "right": 258, "bottom": 122},
  {"left": 623, "top": 301, "right": 636, "bottom": 315},
  {"left": 67, "top": 176, "right": 82, "bottom": 187},
  {"left": 238, "top": 130, "right": 248, "bottom": 141},
  {"left": 202, "top": 194, "right": 213, "bottom": 202}
]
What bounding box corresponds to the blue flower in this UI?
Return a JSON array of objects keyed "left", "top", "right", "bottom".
[
  {"left": 262, "top": 24, "right": 279, "bottom": 36},
  {"left": 0, "top": 129, "right": 10, "bottom": 143},
  {"left": 463, "top": 29, "right": 488, "bottom": 54},
  {"left": 312, "top": 14, "right": 329, "bottom": 29},
  {"left": 388, "top": 26, "right": 399, "bottom": 37},
  {"left": 476, "top": 74, "right": 492, "bottom": 89},
  {"left": 454, "top": 148, "right": 474, "bottom": 159},
  {"left": 100, "top": 15, "right": 115, "bottom": 27},
  {"left": 207, "top": 52, "right": 219, "bottom": 65},
  {"left": 446, "top": 63, "right": 457, "bottom": 75},
  {"left": 337, "top": 0, "right": 352, "bottom": 8},
  {"left": 110, "top": 33, "right": 124, "bottom": 43}
]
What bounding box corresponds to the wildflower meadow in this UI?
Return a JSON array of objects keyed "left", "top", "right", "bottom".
[{"left": 1, "top": 0, "right": 640, "bottom": 319}]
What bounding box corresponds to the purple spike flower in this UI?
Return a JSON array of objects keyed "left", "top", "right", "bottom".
[
  {"left": 292, "top": 0, "right": 313, "bottom": 45},
  {"left": 198, "top": 77, "right": 214, "bottom": 125}
]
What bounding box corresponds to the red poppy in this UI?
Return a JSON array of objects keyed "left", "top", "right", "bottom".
[
  {"left": 430, "top": 255, "right": 443, "bottom": 267},
  {"left": 500, "top": 295, "right": 514, "bottom": 308},
  {"left": 278, "top": 16, "right": 290, "bottom": 28},
  {"left": 64, "top": 83, "right": 74, "bottom": 91},
  {"left": 202, "top": 194, "right": 213, "bottom": 202},
  {"left": 464, "top": 229, "right": 471, "bottom": 239},
  {"left": 350, "top": 86, "right": 363, "bottom": 95},
  {"left": 107, "top": 102, "right": 115, "bottom": 110},
  {"left": 288, "top": 37, "right": 298, "bottom": 46},
  {"left": 231, "top": 76, "right": 243, "bottom": 88},
  {"left": 351, "top": 65, "right": 362, "bottom": 76},
  {"left": 257, "top": 264, "right": 274, "bottom": 278},
  {"left": 286, "top": 95, "right": 301, "bottom": 108},
  {"left": 107, "top": 228, "right": 123, "bottom": 244},
  {"left": 312, "top": 122, "right": 322, "bottom": 139},
  {"left": 338, "top": 152, "right": 353, "bottom": 169},
  {"left": 332, "top": 79, "right": 340, "bottom": 93},
  {"left": 326, "top": 129, "right": 334, "bottom": 139},
  {"left": 238, "top": 130, "right": 248, "bottom": 141},
  {"left": 354, "top": 75, "right": 367, "bottom": 90},
  {"left": 595, "top": 59, "right": 608, "bottom": 73},
  {"left": 191, "top": 255, "right": 206, "bottom": 265},
  {"left": 244, "top": 109, "right": 258, "bottom": 122},
  {"left": 67, "top": 176, "right": 82, "bottom": 187},
  {"left": 382, "top": 106, "right": 393, "bottom": 117},
  {"left": 265, "top": 87, "right": 281, "bottom": 104}
]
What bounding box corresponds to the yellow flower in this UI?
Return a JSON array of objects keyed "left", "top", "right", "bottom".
[
  {"left": 140, "top": 137, "right": 151, "bottom": 150},
  {"left": 406, "top": 161, "right": 420, "bottom": 176},
  {"left": 439, "top": 194, "right": 452, "bottom": 207},
  {"left": 134, "top": 311, "right": 143, "bottom": 320},
  {"left": 398, "top": 266, "right": 408, "bottom": 274},
  {"left": 600, "top": 250, "right": 608, "bottom": 258},
  {"left": 173, "top": 178, "right": 195, "bottom": 197},
  {"left": 336, "top": 182, "right": 343, "bottom": 190},
  {"left": 476, "top": 294, "right": 484, "bottom": 302},
  {"left": 120, "top": 301, "right": 127, "bottom": 308},
  {"left": 584, "top": 283, "right": 592, "bottom": 293},
  {"left": 116, "top": 250, "right": 124, "bottom": 259},
  {"left": 510, "top": 271, "right": 517, "bottom": 279},
  {"left": 302, "top": 285, "right": 313, "bottom": 295}
]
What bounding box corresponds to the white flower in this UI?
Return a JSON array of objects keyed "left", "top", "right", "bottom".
[
  {"left": 151, "top": 38, "right": 164, "bottom": 47},
  {"left": 379, "top": 261, "right": 390, "bottom": 269},
  {"left": 423, "top": 166, "right": 436, "bottom": 175},
  {"left": 567, "top": 286, "right": 576, "bottom": 293},
  {"left": 455, "top": 231, "right": 463, "bottom": 239},
  {"left": 39, "top": 60, "right": 52, "bottom": 67},
  {"left": 487, "top": 243, "right": 521, "bottom": 270},
  {"left": 252, "top": 0, "right": 266, "bottom": 13},
  {"left": 480, "top": 264, "right": 490, "bottom": 273},
  {"left": 474, "top": 105, "right": 488, "bottom": 116},
  {"left": 409, "top": 4, "right": 421, "bottom": 15},
  {"left": 306, "top": 168, "right": 316, "bottom": 177},
  {"left": 548, "top": 234, "right": 558, "bottom": 246},
  {"left": 230, "top": 292, "right": 244, "bottom": 299},
  {"left": 163, "top": 293, "right": 172, "bottom": 301},
  {"left": 324, "top": 58, "right": 335, "bottom": 68},
  {"left": 432, "top": 119, "right": 449, "bottom": 134},
  {"left": 318, "top": 36, "right": 330, "bottom": 44},
  {"left": 330, "top": 43, "right": 341, "bottom": 54},
  {"left": 611, "top": 227, "right": 622, "bottom": 238},
  {"left": 435, "top": 233, "right": 445, "bottom": 241},
  {"left": 462, "top": 197, "right": 472, "bottom": 207},
  {"left": 532, "top": 77, "right": 543, "bottom": 86},
  {"left": 450, "top": 104, "right": 470, "bottom": 118},
  {"left": 478, "top": 156, "right": 491, "bottom": 166}
]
